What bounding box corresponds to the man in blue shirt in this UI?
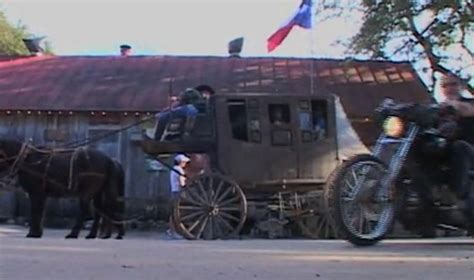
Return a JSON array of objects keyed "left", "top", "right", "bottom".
[{"left": 154, "top": 88, "right": 202, "bottom": 140}]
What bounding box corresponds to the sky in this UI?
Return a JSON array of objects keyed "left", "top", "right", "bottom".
[{"left": 1, "top": 0, "right": 361, "bottom": 57}]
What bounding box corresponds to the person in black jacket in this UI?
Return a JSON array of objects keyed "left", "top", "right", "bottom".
[{"left": 439, "top": 75, "right": 474, "bottom": 220}]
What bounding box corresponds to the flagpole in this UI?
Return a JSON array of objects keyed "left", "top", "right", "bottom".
[
  {"left": 309, "top": 32, "right": 315, "bottom": 95},
  {"left": 308, "top": 0, "right": 315, "bottom": 96}
]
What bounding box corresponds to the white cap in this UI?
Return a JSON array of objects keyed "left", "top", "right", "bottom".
[{"left": 175, "top": 154, "right": 190, "bottom": 163}]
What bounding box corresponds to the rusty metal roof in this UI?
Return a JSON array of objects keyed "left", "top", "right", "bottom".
[{"left": 0, "top": 55, "right": 431, "bottom": 119}]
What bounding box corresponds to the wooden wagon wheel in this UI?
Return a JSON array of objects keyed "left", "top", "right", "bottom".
[
  {"left": 173, "top": 172, "right": 247, "bottom": 240},
  {"left": 293, "top": 190, "right": 339, "bottom": 239}
]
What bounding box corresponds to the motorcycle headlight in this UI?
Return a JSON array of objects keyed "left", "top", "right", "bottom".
[{"left": 383, "top": 116, "right": 404, "bottom": 138}]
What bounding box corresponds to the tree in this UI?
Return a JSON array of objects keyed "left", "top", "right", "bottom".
[
  {"left": 318, "top": 0, "right": 473, "bottom": 94},
  {"left": 0, "top": 9, "right": 29, "bottom": 55},
  {"left": 0, "top": 9, "right": 54, "bottom": 56}
]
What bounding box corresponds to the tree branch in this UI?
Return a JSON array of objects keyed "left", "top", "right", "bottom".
[{"left": 408, "top": 17, "right": 474, "bottom": 95}]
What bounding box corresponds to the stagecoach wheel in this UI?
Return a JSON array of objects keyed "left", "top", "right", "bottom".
[
  {"left": 173, "top": 173, "right": 247, "bottom": 240},
  {"left": 330, "top": 154, "right": 396, "bottom": 246},
  {"left": 293, "top": 191, "right": 339, "bottom": 239}
]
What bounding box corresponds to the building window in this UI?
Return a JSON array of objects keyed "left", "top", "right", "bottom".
[{"left": 227, "top": 99, "right": 248, "bottom": 141}]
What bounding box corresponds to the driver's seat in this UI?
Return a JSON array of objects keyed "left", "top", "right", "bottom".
[{"left": 160, "top": 117, "right": 186, "bottom": 141}]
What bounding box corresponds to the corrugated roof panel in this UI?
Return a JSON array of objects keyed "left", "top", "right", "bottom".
[
  {"left": 0, "top": 56, "right": 430, "bottom": 119},
  {"left": 345, "top": 67, "right": 362, "bottom": 83},
  {"left": 357, "top": 66, "right": 376, "bottom": 82}
]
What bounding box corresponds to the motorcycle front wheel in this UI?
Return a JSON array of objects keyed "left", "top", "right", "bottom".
[{"left": 329, "top": 154, "right": 396, "bottom": 246}]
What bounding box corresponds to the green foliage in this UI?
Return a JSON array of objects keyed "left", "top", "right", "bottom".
[
  {"left": 0, "top": 9, "right": 54, "bottom": 56},
  {"left": 337, "top": 0, "right": 473, "bottom": 93},
  {"left": 0, "top": 9, "right": 29, "bottom": 55}
]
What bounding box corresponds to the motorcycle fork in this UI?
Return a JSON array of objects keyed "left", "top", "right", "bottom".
[{"left": 373, "top": 124, "right": 419, "bottom": 201}]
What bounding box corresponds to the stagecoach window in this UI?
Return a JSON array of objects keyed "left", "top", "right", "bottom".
[
  {"left": 311, "top": 100, "right": 328, "bottom": 140},
  {"left": 298, "top": 112, "right": 312, "bottom": 130},
  {"left": 227, "top": 99, "right": 249, "bottom": 141},
  {"left": 269, "top": 104, "right": 290, "bottom": 125}
]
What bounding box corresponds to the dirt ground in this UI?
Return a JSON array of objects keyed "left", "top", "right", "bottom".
[{"left": 1, "top": 224, "right": 473, "bottom": 280}]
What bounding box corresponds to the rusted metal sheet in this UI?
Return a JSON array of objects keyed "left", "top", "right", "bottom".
[{"left": 0, "top": 56, "right": 431, "bottom": 117}]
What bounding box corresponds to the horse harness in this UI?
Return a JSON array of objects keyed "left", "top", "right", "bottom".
[{"left": 0, "top": 143, "right": 106, "bottom": 192}]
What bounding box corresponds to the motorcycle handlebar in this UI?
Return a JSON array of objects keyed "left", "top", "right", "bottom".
[{"left": 375, "top": 98, "right": 440, "bottom": 127}]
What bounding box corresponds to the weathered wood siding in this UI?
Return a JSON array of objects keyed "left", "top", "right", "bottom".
[{"left": 0, "top": 114, "right": 172, "bottom": 222}]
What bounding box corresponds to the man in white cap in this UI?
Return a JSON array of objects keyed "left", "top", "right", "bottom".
[
  {"left": 167, "top": 154, "right": 191, "bottom": 238},
  {"left": 170, "top": 154, "right": 191, "bottom": 197}
]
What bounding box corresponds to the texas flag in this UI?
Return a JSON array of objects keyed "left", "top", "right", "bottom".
[{"left": 267, "top": 0, "right": 313, "bottom": 52}]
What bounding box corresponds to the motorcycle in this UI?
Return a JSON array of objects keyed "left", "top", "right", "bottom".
[{"left": 327, "top": 99, "right": 474, "bottom": 246}]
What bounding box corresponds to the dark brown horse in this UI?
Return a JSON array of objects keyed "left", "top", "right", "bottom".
[
  {"left": 0, "top": 138, "right": 125, "bottom": 239},
  {"left": 87, "top": 159, "right": 125, "bottom": 239}
]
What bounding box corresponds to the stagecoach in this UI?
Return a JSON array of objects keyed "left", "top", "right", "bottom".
[{"left": 141, "top": 91, "right": 368, "bottom": 240}]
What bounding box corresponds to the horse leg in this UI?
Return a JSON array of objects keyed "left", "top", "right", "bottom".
[
  {"left": 99, "top": 196, "right": 124, "bottom": 240},
  {"left": 102, "top": 160, "right": 125, "bottom": 240},
  {"left": 113, "top": 161, "right": 125, "bottom": 240},
  {"left": 107, "top": 196, "right": 124, "bottom": 240},
  {"left": 100, "top": 218, "right": 113, "bottom": 239},
  {"left": 26, "top": 194, "right": 46, "bottom": 238},
  {"left": 85, "top": 195, "right": 102, "bottom": 239},
  {"left": 113, "top": 201, "right": 125, "bottom": 240},
  {"left": 115, "top": 224, "right": 124, "bottom": 240},
  {"left": 66, "top": 198, "right": 89, "bottom": 239}
]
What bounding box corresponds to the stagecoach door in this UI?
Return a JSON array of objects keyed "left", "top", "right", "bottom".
[{"left": 215, "top": 96, "right": 298, "bottom": 184}]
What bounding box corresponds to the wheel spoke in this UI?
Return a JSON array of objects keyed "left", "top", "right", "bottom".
[
  {"left": 350, "top": 168, "right": 358, "bottom": 185},
  {"left": 220, "top": 211, "right": 240, "bottom": 222},
  {"left": 185, "top": 187, "right": 207, "bottom": 205},
  {"left": 314, "top": 216, "right": 325, "bottom": 236},
  {"left": 207, "top": 215, "right": 214, "bottom": 239},
  {"left": 196, "top": 216, "right": 209, "bottom": 239},
  {"left": 219, "top": 206, "right": 240, "bottom": 211},
  {"left": 181, "top": 211, "right": 205, "bottom": 221},
  {"left": 208, "top": 176, "right": 214, "bottom": 198},
  {"left": 180, "top": 192, "right": 203, "bottom": 207},
  {"left": 215, "top": 215, "right": 234, "bottom": 232},
  {"left": 213, "top": 216, "right": 225, "bottom": 238},
  {"left": 178, "top": 205, "right": 203, "bottom": 211},
  {"left": 197, "top": 180, "right": 210, "bottom": 204},
  {"left": 343, "top": 179, "right": 355, "bottom": 197},
  {"left": 298, "top": 212, "right": 317, "bottom": 219},
  {"left": 215, "top": 187, "right": 233, "bottom": 204},
  {"left": 348, "top": 206, "right": 361, "bottom": 230},
  {"left": 187, "top": 214, "right": 206, "bottom": 233},
  {"left": 358, "top": 208, "right": 365, "bottom": 233},
  {"left": 341, "top": 196, "right": 354, "bottom": 202},
  {"left": 212, "top": 180, "right": 225, "bottom": 203},
  {"left": 219, "top": 196, "right": 239, "bottom": 206},
  {"left": 176, "top": 173, "right": 246, "bottom": 240}
]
